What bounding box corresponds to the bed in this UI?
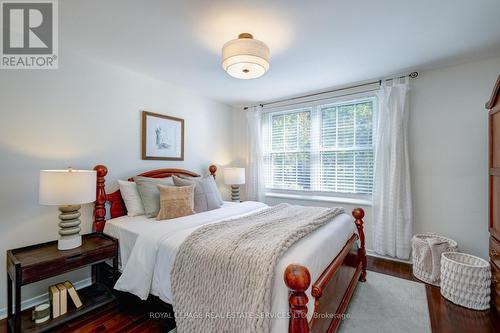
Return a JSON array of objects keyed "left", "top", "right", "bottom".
[{"left": 92, "top": 164, "right": 367, "bottom": 333}]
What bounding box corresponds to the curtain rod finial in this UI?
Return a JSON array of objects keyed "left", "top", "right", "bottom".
[{"left": 409, "top": 72, "right": 418, "bottom": 78}]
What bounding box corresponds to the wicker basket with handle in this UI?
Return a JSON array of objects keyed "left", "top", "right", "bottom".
[
  {"left": 411, "top": 233, "right": 458, "bottom": 286},
  {"left": 440, "top": 252, "right": 491, "bottom": 310}
]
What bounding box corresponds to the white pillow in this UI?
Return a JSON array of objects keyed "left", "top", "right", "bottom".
[{"left": 118, "top": 180, "right": 146, "bottom": 216}]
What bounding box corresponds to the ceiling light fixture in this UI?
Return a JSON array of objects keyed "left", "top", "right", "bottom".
[{"left": 222, "top": 33, "right": 270, "bottom": 79}]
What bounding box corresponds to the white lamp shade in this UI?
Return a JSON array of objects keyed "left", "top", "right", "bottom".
[
  {"left": 223, "top": 168, "right": 245, "bottom": 185},
  {"left": 39, "top": 169, "right": 97, "bottom": 205},
  {"left": 222, "top": 34, "right": 270, "bottom": 79}
]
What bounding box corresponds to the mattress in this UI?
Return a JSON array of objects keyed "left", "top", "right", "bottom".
[{"left": 103, "top": 201, "right": 356, "bottom": 332}]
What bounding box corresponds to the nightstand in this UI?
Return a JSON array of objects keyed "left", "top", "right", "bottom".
[{"left": 6, "top": 233, "right": 118, "bottom": 333}]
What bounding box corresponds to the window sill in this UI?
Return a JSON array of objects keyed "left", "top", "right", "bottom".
[{"left": 265, "top": 192, "right": 372, "bottom": 206}]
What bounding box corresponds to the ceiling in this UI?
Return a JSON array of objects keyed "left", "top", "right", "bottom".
[{"left": 64, "top": 0, "right": 500, "bottom": 106}]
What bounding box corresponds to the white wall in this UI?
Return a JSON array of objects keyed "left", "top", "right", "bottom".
[
  {"left": 234, "top": 56, "right": 500, "bottom": 259},
  {"left": 0, "top": 51, "right": 234, "bottom": 314},
  {"left": 409, "top": 56, "right": 500, "bottom": 258}
]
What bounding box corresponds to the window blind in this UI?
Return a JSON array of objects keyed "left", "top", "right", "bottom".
[{"left": 262, "top": 96, "right": 376, "bottom": 195}]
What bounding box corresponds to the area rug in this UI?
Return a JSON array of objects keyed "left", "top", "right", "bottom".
[
  {"left": 168, "top": 271, "right": 430, "bottom": 333},
  {"left": 337, "top": 271, "right": 431, "bottom": 333}
]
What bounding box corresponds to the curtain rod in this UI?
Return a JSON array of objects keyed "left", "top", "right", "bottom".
[{"left": 243, "top": 71, "right": 418, "bottom": 110}]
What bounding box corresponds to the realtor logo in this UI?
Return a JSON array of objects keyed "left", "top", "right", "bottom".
[{"left": 1, "top": 0, "right": 58, "bottom": 69}]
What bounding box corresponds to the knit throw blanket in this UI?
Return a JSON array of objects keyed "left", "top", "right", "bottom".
[{"left": 171, "top": 203, "right": 344, "bottom": 333}]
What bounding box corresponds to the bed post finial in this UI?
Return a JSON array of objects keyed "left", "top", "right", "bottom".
[
  {"left": 352, "top": 208, "right": 367, "bottom": 282},
  {"left": 209, "top": 165, "right": 217, "bottom": 179},
  {"left": 93, "top": 165, "right": 108, "bottom": 232},
  {"left": 285, "top": 264, "right": 311, "bottom": 333}
]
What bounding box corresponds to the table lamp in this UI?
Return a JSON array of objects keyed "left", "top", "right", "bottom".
[
  {"left": 39, "top": 168, "right": 97, "bottom": 250},
  {"left": 223, "top": 167, "right": 245, "bottom": 202}
]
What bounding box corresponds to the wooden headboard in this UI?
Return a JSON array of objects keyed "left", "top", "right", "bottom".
[{"left": 92, "top": 165, "right": 217, "bottom": 232}]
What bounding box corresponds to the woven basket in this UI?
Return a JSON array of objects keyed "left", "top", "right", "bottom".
[
  {"left": 440, "top": 252, "right": 491, "bottom": 310},
  {"left": 411, "top": 233, "right": 458, "bottom": 286}
]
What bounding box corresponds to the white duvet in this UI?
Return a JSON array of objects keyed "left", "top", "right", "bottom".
[{"left": 103, "top": 201, "right": 356, "bottom": 332}]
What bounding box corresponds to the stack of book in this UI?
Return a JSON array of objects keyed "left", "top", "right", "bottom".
[{"left": 48, "top": 281, "right": 83, "bottom": 318}]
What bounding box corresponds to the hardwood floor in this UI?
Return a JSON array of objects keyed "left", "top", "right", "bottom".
[
  {"left": 1, "top": 256, "right": 498, "bottom": 333},
  {"left": 0, "top": 292, "right": 176, "bottom": 333}
]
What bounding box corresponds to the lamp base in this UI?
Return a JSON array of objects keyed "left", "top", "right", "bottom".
[
  {"left": 58, "top": 205, "right": 82, "bottom": 250},
  {"left": 230, "top": 185, "right": 240, "bottom": 202},
  {"left": 58, "top": 234, "right": 82, "bottom": 250}
]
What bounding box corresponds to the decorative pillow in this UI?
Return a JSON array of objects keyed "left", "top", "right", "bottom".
[
  {"left": 172, "top": 175, "right": 222, "bottom": 213},
  {"left": 156, "top": 184, "right": 195, "bottom": 220},
  {"left": 118, "top": 180, "right": 145, "bottom": 216},
  {"left": 134, "top": 176, "right": 175, "bottom": 217},
  {"left": 182, "top": 175, "right": 223, "bottom": 205}
]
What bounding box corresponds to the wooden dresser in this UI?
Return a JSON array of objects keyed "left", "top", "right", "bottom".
[{"left": 487, "top": 75, "right": 500, "bottom": 313}]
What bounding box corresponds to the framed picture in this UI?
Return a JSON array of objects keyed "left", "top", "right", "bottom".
[{"left": 142, "top": 111, "right": 184, "bottom": 160}]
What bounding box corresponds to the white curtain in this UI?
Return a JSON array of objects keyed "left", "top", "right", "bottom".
[
  {"left": 372, "top": 77, "right": 412, "bottom": 259},
  {"left": 246, "top": 106, "right": 266, "bottom": 202}
]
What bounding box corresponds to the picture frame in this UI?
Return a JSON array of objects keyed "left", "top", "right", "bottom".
[{"left": 142, "top": 111, "right": 184, "bottom": 161}]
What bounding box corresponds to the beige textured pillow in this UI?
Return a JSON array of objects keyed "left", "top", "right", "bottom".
[{"left": 156, "top": 184, "right": 195, "bottom": 220}]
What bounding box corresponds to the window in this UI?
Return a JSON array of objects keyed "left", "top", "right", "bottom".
[{"left": 262, "top": 96, "right": 376, "bottom": 196}]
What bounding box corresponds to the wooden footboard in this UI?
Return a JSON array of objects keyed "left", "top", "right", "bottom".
[{"left": 285, "top": 208, "right": 366, "bottom": 333}]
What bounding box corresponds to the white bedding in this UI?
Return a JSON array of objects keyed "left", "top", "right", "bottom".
[{"left": 103, "top": 201, "right": 356, "bottom": 332}]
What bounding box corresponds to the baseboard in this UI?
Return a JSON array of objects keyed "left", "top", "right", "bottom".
[
  {"left": 0, "top": 277, "right": 92, "bottom": 320},
  {"left": 366, "top": 249, "right": 412, "bottom": 264}
]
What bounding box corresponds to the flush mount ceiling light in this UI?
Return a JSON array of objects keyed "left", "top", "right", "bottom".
[{"left": 222, "top": 33, "right": 270, "bottom": 79}]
